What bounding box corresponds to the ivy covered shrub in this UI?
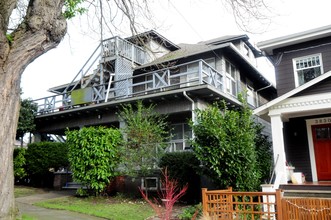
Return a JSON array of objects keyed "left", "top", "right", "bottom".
[
  {"left": 25, "top": 142, "right": 69, "bottom": 187},
  {"left": 159, "top": 151, "right": 201, "bottom": 203},
  {"left": 191, "top": 97, "right": 261, "bottom": 191},
  {"left": 254, "top": 123, "right": 273, "bottom": 184},
  {"left": 66, "top": 126, "right": 123, "bottom": 195},
  {"left": 13, "top": 148, "right": 27, "bottom": 184}
]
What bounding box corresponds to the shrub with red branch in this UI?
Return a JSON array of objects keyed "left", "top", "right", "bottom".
[{"left": 140, "top": 168, "right": 188, "bottom": 220}]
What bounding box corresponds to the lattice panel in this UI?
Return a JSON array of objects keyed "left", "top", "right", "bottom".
[{"left": 115, "top": 57, "right": 133, "bottom": 98}]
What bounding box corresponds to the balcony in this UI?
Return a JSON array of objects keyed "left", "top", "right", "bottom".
[
  {"left": 33, "top": 59, "right": 225, "bottom": 115},
  {"left": 102, "top": 36, "right": 146, "bottom": 65}
]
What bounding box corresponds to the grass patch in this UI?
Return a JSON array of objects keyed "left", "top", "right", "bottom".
[
  {"left": 14, "top": 186, "right": 45, "bottom": 198},
  {"left": 20, "top": 214, "right": 38, "bottom": 220},
  {"left": 35, "top": 196, "right": 155, "bottom": 220}
]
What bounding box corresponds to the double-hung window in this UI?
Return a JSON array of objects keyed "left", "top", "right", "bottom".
[
  {"left": 293, "top": 54, "right": 323, "bottom": 87},
  {"left": 246, "top": 79, "right": 255, "bottom": 107},
  {"left": 225, "top": 60, "right": 237, "bottom": 96},
  {"left": 168, "top": 123, "right": 192, "bottom": 152}
]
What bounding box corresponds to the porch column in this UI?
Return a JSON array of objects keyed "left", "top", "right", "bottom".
[{"left": 270, "top": 113, "right": 288, "bottom": 186}]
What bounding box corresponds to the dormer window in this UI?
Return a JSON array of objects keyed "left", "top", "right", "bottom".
[{"left": 293, "top": 54, "right": 323, "bottom": 87}]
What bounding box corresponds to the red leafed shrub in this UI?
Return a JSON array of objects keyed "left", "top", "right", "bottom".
[{"left": 140, "top": 168, "right": 188, "bottom": 220}]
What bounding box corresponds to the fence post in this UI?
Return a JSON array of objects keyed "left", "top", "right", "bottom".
[
  {"left": 275, "top": 189, "right": 283, "bottom": 220},
  {"left": 201, "top": 188, "right": 208, "bottom": 216}
]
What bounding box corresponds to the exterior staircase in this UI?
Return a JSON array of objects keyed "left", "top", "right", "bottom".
[{"left": 62, "top": 182, "right": 87, "bottom": 190}]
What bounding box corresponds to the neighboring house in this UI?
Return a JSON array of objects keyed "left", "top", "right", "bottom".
[
  {"left": 33, "top": 30, "right": 276, "bottom": 189},
  {"left": 254, "top": 25, "right": 331, "bottom": 185}
]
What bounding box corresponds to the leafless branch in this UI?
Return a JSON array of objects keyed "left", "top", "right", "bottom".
[{"left": 222, "top": 0, "right": 273, "bottom": 33}]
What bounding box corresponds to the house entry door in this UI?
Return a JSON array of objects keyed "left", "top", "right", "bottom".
[{"left": 312, "top": 124, "right": 331, "bottom": 180}]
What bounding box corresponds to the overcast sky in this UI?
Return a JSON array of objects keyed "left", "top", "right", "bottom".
[{"left": 21, "top": 0, "right": 331, "bottom": 99}]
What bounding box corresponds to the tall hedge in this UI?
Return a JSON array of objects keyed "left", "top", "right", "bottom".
[
  {"left": 66, "top": 126, "right": 122, "bottom": 195},
  {"left": 191, "top": 97, "right": 260, "bottom": 191},
  {"left": 25, "top": 142, "right": 69, "bottom": 187}
]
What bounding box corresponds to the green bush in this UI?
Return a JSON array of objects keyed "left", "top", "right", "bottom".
[
  {"left": 178, "top": 204, "right": 202, "bottom": 220},
  {"left": 159, "top": 151, "right": 201, "bottom": 203},
  {"left": 254, "top": 123, "right": 273, "bottom": 184},
  {"left": 14, "top": 148, "right": 27, "bottom": 182},
  {"left": 191, "top": 97, "right": 260, "bottom": 191},
  {"left": 25, "top": 142, "right": 69, "bottom": 187},
  {"left": 66, "top": 126, "right": 123, "bottom": 195}
]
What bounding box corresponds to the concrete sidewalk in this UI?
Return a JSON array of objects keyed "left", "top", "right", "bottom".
[{"left": 16, "top": 190, "right": 107, "bottom": 220}]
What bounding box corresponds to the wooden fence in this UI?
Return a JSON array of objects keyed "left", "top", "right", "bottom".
[
  {"left": 202, "top": 188, "right": 331, "bottom": 220},
  {"left": 282, "top": 197, "right": 331, "bottom": 220}
]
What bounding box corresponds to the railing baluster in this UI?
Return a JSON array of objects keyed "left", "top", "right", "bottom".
[{"left": 34, "top": 59, "right": 223, "bottom": 115}]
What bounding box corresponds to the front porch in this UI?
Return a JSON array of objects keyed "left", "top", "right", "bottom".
[{"left": 254, "top": 73, "right": 331, "bottom": 187}]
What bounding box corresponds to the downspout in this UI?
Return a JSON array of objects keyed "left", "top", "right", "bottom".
[
  {"left": 183, "top": 91, "right": 195, "bottom": 139},
  {"left": 255, "top": 82, "right": 272, "bottom": 107}
]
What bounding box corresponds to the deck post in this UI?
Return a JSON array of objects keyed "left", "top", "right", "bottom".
[
  {"left": 199, "top": 60, "right": 203, "bottom": 84},
  {"left": 275, "top": 189, "right": 283, "bottom": 220},
  {"left": 201, "top": 188, "right": 208, "bottom": 217}
]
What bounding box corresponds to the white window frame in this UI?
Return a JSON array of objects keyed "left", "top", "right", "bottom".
[
  {"left": 293, "top": 53, "right": 323, "bottom": 87},
  {"left": 168, "top": 123, "right": 192, "bottom": 152},
  {"left": 246, "top": 79, "right": 255, "bottom": 107},
  {"left": 204, "top": 58, "right": 216, "bottom": 69},
  {"left": 141, "top": 177, "right": 158, "bottom": 190},
  {"left": 225, "top": 60, "right": 238, "bottom": 97}
]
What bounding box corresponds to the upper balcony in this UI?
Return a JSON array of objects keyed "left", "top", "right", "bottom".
[
  {"left": 56, "top": 36, "right": 148, "bottom": 96},
  {"left": 102, "top": 36, "right": 147, "bottom": 65},
  {"left": 33, "top": 59, "right": 228, "bottom": 115}
]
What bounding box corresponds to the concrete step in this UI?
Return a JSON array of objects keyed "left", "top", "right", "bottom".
[
  {"left": 280, "top": 183, "right": 331, "bottom": 198},
  {"left": 283, "top": 189, "right": 331, "bottom": 198}
]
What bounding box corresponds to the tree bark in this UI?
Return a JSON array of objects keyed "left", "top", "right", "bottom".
[{"left": 0, "top": 0, "right": 67, "bottom": 219}]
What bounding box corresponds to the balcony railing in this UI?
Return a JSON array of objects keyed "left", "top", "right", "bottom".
[
  {"left": 102, "top": 36, "right": 146, "bottom": 65},
  {"left": 61, "top": 36, "right": 147, "bottom": 95},
  {"left": 34, "top": 59, "right": 224, "bottom": 115}
]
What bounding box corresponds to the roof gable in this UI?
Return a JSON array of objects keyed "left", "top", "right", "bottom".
[
  {"left": 254, "top": 70, "right": 331, "bottom": 116},
  {"left": 258, "top": 25, "right": 331, "bottom": 55},
  {"left": 126, "top": 30, "right": 180, "bottom": 51}
]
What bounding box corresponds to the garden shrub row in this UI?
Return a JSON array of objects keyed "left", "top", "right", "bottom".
[{"left": 14, "top": 142, "right": 69, "bottom": 187}]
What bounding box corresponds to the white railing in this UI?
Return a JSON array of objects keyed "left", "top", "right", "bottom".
[
  {"left": 34, "top": 60, "right": 224, "bottom": 115},
  {"left": 102, "top": 37, "right": 146, "bottom": 65},
  {"left": 62, "top": 36, "right": 147, "bottom": 95}
]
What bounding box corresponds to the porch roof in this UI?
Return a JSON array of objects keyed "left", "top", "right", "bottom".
[{"left": 253, "top": 70, "right": 331, "bottom": 120}]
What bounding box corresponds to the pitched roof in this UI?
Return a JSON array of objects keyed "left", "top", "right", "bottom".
[
  {"left": 136, "top": 42, "right": 232, "bottom": 69},
  {"left": 198, "top": 35, "right": 248, "bottom": 45},
  {"left": 138, "top": 35, "right": 254, "bottom": 67},
  {"left": 126, "top": 30, "right": 180, "bottom": 51},
  {"left": 258, "top": 25, "right": 331, "bottom": 55},
  {"left": 253, "top": 70, "right": 331, "bottom": 117}
]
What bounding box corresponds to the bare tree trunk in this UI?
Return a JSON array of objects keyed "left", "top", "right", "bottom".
[
  {"left": 0, "top": 67, "right": 20, "bottom": 219},
  {"left": 0, "top": 0, "right": 67, "bottom": 218}
]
